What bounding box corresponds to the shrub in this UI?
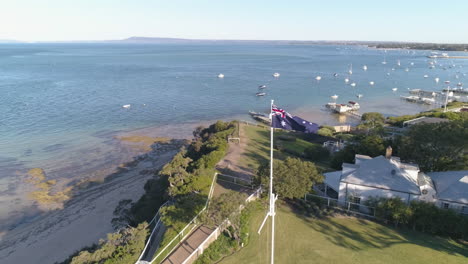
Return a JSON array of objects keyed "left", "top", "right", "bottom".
[{"left": 304, "top": 146, "right": 330, "bottom": 161}]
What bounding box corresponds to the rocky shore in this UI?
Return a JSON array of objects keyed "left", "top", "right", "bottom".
[{"left": 0, "top": 139, "right": 186, "bottom": 264}]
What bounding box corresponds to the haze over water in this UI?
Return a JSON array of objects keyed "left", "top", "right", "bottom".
[{"left": 1, "top": 43, "right": 467, "bottom": 230}]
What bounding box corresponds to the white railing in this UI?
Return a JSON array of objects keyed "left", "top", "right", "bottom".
[
  {"left": 180, "top": 186, "right": 262, "bottom": 264},
  {"left": 217, "top": 173, "right": 253, "bottom": 188},
  {"left": 304, "top": 193, "right": 376, "bottom": 218},
  {"left": 181, "top": 226, "right": 221, "bottom": 264},
  {"left": 148, "top": 172, "right": 218, "bottom": 264},
  {"left": 135, "top": 201, "right": 171, "bottom": 263}
]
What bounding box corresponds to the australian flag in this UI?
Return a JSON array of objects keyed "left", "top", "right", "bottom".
[{"left": 271, "top": 105, "right": 319, "bottom": 133}]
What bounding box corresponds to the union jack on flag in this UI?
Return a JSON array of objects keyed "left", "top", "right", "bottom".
[
  {"left": 271, "top": 105, "right": 286, "bottom": 118},
  {"left": 271, "top": 104, "right": 319, "bottom": 133}
]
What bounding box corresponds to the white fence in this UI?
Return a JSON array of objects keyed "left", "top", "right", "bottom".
[
  {"left": 304, "top": 193, "right": 376, "bottom": 218},
  {"left": 217, "top": 173, "right": 253, "bottom": 189},
  {"left": 135, "top": 200, "right": 171, "bottom": 263},
  {"left": 147, "top": 172, "right": 218, "bottom": 264},
  {"left": 181, "top": 187, "right": 262, "bottom": 264}
]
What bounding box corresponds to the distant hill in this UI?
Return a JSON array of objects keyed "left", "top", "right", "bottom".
[{"left": 115, "top": 36, "right": 294, "bottom": 44}]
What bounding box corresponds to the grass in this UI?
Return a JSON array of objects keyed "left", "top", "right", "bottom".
[
  {"left": 240, "top": 125, "right": 332, "bottom": 172},
  {"left": 220, "top": 203, "right": 468, "bottom": 264}
]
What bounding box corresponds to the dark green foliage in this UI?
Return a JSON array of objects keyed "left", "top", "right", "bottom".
[
  {"left": 194, "top": 233, "right": 235, "bottom": 264},
  {"left": 304, "top": 146, "right": 330, "bottom": 161},
  {"left": 397, "top": 119, "right": 468, "bottom": 171},
  {"left": 160, "top": 121, "right": 234, "bottom": 233},
  {"left": 202, "top": 191, "right": 246, "bottom": 228},
  {"left": 357, "top": 112, "right": 385, "bottom": 135},
  {"left": 387, "top": 108, "right": 467, "bottom": 127},
  {"left": 278, "top": 134, "right": 296, "bottom": 142},
  {"left": 161, "top": 193, "right": 207, "bottom": 231},
  {"left": 256, "top": 157, "right": 323, "bottom": 199},
  {"left": 330, "top": 135, "right": 386, "bottom": 169},
  {"left": 366, "top": 197, "right": 468, "bottom": 240},
  {"left": 317, "top": 126, "right": 334, "bottom": 137},
  {"left": 68, "top": 223, "right": 149, "bottom": 264},
  {"left": 194, "top": 202, "right": 260, "bottom": 264},
  {"left": 127, "top": 176, "right": 169, "bottom": 225}
]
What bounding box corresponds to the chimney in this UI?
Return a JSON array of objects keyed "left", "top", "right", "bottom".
[{"left": 385, "top": 146, "right": 393, "bottom": 159}]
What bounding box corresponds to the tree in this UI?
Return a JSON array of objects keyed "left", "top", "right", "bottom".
[
  {"left": 304, "top": 146, "right": 330, "bottom": 161},
  {"left": 256, "top": 157, "right": 323, "bottom": 199},
  {"left": 202, "top": 191, "right": 246, "bottom": 243},
  {"left": 355, "top": 135, "right": 386, "bottom": 157},
  {"left": 358, "top": 112, "right": 385, "bottom": 134},
  {"left": 159, "top": 150, "right": 193, "bottom": 197},
  {"left": 398, "top": 119, "right": 468, "bottom": 171},
  {"left": 316, "top": 125, "right": 335, "bottom": 137}
]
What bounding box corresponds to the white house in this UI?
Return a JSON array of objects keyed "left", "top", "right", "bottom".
[
  {"left": 427, "top": 171, "right": 468, "bottom": 214},
  {"left": 322, "top": 148, "right": 467, "bottom": 214}
]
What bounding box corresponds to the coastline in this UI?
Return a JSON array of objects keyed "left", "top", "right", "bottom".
[{"left": 0, "top": 130, "right": 187, "bottom": 264}]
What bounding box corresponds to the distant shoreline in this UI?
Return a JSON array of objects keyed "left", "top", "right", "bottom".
[{"left": 3, "top": 37, "right": 468, "bottom": 52}]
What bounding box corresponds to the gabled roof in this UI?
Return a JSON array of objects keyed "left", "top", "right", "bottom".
[
  {"left": 323, "top": 171, "right": 341, "bottom": 191},
  {"left": 340, "top": 155, "right": 420, "bottom": 194},
  {"left": 427, "top": 171, "right": 468, "bottom": 204}
]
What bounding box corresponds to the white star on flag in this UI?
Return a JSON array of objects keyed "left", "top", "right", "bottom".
[{"left": 281, "top": 120, "right": 286, "bottom": 127}]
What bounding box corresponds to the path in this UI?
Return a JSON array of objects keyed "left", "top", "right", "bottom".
[
  {"left": 161, "top": 225, "right": 215, "bottom": 264},
  {"left": 216, "top": 123, "right": 253, "bottom": 181}
]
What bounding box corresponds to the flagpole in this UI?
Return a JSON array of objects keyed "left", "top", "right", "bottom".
[
  {"left": 269, "top": 99, "right": 275, "bottom": 264},
  {"left": 257, "top": 99, "right": 276, "bottom": 264}
]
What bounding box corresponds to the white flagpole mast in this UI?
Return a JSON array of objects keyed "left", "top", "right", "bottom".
[{"left": 257, "top": 99, "right": 275, "bottom": 264}]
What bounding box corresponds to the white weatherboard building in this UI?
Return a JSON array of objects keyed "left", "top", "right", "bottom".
[{"left": 323, "top": 148, "right": 468, "bottom": 214}]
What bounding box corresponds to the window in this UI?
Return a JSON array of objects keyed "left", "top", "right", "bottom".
[{"left": 443, "top": 203, "right": 450, "bottom": 209}]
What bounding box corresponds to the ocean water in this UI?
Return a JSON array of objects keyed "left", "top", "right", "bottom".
[{"left": 0, "top": 43, "right": 467, "bottom": 229}]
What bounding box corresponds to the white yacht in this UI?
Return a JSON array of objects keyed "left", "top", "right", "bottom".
[
  {"left": 217, "top": 73, "right": 225, "bottom": 78},
  {"left": 315, "top": 76, "right": 322, "bottom": 81},
  {"left": 122, "top": 104, "right": 131, "bottom": 109},
  {"left": 350, "top": 82, "right": 356, "bottom": 87},
  {"left": 369, "top": 81, "right": 375, "bottom": 86},
  {"left": 392, "top": 88, "right": 398, "bottom": 92},
  {"left": 273, "top": 72, "right": 280, "bottom": 78},
  {"left": 362, "top": 65, "right": 368, "bottom": 71}
]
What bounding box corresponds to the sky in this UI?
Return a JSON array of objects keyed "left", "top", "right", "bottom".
[{"left": 1, "top": 0, "right": 468, "bottom": 43}]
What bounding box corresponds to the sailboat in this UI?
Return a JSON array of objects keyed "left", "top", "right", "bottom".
[
  {"left": 362, "top": 65, "right": 368, "bottom": 71},
  {"left": 348, "top": 64, "right": 353, "bottom": 75},
  {"left": 382, "top": 51, "right": 387, "bottom": 65}
]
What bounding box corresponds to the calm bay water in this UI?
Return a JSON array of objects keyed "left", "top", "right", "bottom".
[{"left": 0, "top": 43, "right": 467, "bottom": 229}]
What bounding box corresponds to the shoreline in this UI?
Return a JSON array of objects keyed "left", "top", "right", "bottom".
[{"left": 0, "top": 134, "right": 186, "bottom": 264}]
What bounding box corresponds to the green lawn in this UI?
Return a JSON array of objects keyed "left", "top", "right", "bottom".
[
  {"left": 221, "top": 203, "right": 468, "bottom": 264},
  {"left": 240, "top": 124, "right": 332, "bottom": 172}
]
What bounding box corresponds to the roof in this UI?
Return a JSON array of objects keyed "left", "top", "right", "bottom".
[
  {"left": 323, "top": 171, "right": 341, "bottom": 191},
  {"left": 403, "top": 116, "right": 449, "bottom": 127},
  {"left": 340, "top": 155, "right": 421, "bottom": 194},
  {"left": 427, "top": 171, "right": 468, "bottom": 204}
]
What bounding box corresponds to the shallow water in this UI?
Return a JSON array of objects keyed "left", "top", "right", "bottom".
[{"left": 0, "top": 43, "right": 467, "bottom": 230}]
